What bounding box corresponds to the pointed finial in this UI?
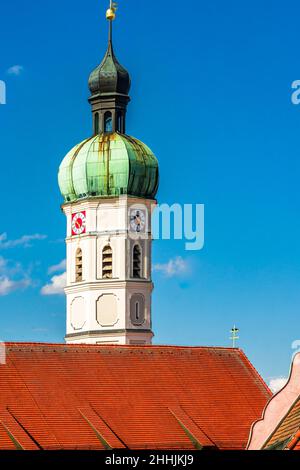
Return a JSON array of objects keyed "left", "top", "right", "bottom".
[
  {"left": 106, "top": 0, "right": 118, "bottom": 21},
  {"left": 230, "top": 325, "right": 239, "bottom": 348}
]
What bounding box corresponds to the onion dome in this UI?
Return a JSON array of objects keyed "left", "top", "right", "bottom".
[
  {"left": 58, "top": 4, "right": 159, "bottom": 203},
  {"left": 58, "top": 133, "right": 159, "bottom": 202},
  {"left": 88, "top": 39, "right": 131, "bottom": 98}
]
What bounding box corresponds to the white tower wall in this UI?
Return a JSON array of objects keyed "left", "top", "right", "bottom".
[{"left": 63, "top": 196, "right": 156, "bottom": 345}]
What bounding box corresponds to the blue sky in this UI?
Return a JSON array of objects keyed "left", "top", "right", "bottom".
[{"left": 1, "top": 0, "right": 300, "bottom": 387}]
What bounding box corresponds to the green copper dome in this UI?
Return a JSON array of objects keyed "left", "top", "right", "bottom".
[{"left": 58, "top": 133, "right": 159, "bottom": 203}]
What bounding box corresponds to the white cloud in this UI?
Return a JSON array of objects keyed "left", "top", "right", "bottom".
[
  {"left": 42, "top": 260, "right": 66, "bottom": 295},
  {"left": 0, "top": 233, "right": 47, "bottom": 249},
  {"left": 269, "top": 377, "right": 288, "bottom": 394},
  {"left": 48, "top": 259, "right": 66, "bottom": 274},
  {"left": 41, "top": 272, "right": 66, "bottom": 296},
  {"left": 7, "top": 65, "right": 24, "bottom": 76},
  {"left": 153, "top": 256, "right": 189, "bottom": 278},
  {"left": 0, "top": 276, "right": 31, "bottom": 296},
  {"left": 0, "top": 256, "right": 33, "bottom": 296}
]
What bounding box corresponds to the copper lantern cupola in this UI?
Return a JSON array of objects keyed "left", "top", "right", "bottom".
[{"left": 88, "top": 18, "right": 131, "bottom": 135}]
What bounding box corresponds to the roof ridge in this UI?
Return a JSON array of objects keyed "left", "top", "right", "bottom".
[{"left": 3, "top": 342, "right": 242, "bottom": 352}]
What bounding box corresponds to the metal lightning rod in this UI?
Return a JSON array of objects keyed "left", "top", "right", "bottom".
[{"left": 230, "top": 326, "right": 239, "bottom": 348}]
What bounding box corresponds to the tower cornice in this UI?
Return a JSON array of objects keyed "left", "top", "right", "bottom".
[{"left": 65, "top": 280, "right": 154, "bottom": 295}]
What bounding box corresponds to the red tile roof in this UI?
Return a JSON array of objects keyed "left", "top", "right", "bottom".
[
  {"left": 0, "top": 343, "right": 270, "bottom": 450},
  {"left": 287, "top": 430, "right": 300, "bottom": 450},
  {"left": 265, "top": 399, "right": 300, "bottom": 449}
]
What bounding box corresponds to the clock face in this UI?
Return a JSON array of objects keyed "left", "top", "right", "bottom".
[
  {"left": 72, "top": 211, "right": 86, "bottom": 236},
  {"left": 130, "top": 209, "right": 146, "bottom": 233}
]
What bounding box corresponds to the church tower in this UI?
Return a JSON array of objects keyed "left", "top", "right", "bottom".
[{"left": 58, "top": 2, "right": 159, "bottom": 345}]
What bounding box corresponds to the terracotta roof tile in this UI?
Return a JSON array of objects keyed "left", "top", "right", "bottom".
[
  {"left": 0, "top": 343, "right": 270, "bottom": 450},
  {"left": 266, "top": 399, "right": 300, "bottom": 449},
  {"left": 169, "top": 406, "right": 216, "bottom": 449},
  {"left": 0, "top": 423, "right": 16, "bottom": 450},
  {"left": 0, "top": 410, "right": 39, "bottom": 450},
  {"left": 286, "top": 430, "right": 300, "bottom": 450}
]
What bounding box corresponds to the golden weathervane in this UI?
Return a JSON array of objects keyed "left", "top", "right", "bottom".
[{"left": 106, "top": 0, "right": 118, "bottom": 21}]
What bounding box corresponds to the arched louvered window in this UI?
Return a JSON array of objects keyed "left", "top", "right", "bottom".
[
  {"left": 104, "top": 111, "right": 113, "bottom": 133},
  {"left": 133, "top": 245, "right": 142, "bottom": 278},
  {"left": 75, "top": 248, "right": 83, "bottom": 282},
  {"left": 102, "top": 245, "right": 113, "bottom": 279}
]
